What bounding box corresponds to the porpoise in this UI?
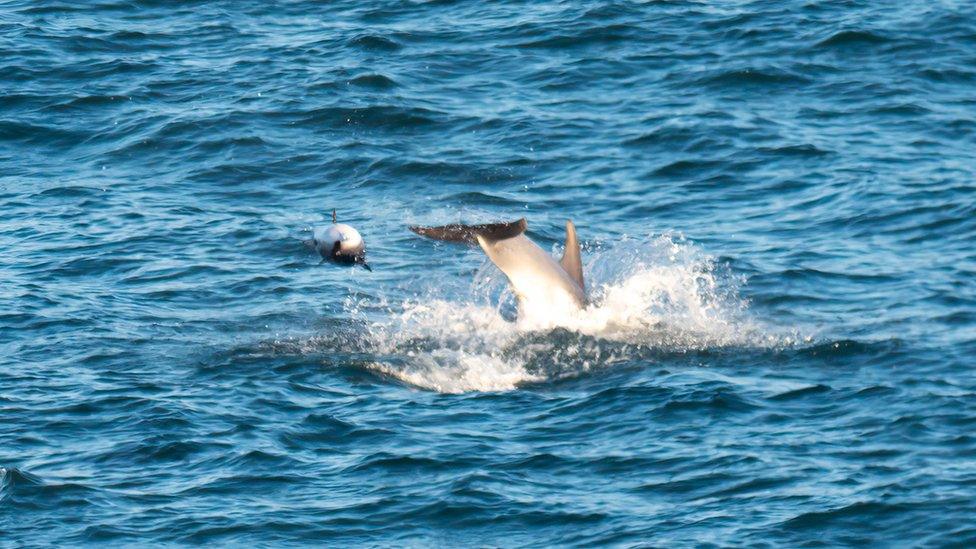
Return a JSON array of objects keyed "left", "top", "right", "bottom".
[{"left": 310, "top": 210, "right": 371, "bottom": 270}]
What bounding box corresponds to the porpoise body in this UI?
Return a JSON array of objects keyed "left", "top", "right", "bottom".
[{"left": 311, "top": 211, "right": 370, "bottom": 270}]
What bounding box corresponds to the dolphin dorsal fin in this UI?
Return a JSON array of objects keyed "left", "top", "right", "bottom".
[{"left": 560, "top": 220, "right": 584, "bottom": 291}]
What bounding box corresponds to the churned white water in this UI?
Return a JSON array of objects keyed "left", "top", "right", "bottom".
[{"left": 359, "top": 234, "right": 797, "bottom": 393}]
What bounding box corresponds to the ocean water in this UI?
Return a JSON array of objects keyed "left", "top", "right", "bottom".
[{"left": 2, "top": 0, "right": 975, "bottom": 545}]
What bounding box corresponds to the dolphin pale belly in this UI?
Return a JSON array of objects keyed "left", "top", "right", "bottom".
[
  {"left": 410, "top": 218, "right": 586, "bottom": 318},
  {"left": 310, "top": 210, "right": 371, "bottom": 270}
]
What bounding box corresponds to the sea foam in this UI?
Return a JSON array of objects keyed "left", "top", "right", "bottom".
[{"left": 358, "top": 234, "right": 791, "bottom": 393}]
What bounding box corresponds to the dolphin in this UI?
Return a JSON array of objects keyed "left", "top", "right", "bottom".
[
  {"left": 409, "top": 218, "right": 585, "bottom": 318},
  {"left": 309, "top": 210, "right": 371, "bottom": 270}
]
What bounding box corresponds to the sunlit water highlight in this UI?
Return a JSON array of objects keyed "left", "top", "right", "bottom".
[{"left": 2, "top": 0, "right": 975, "bottom": 546}]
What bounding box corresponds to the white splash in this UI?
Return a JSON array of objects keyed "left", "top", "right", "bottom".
[{"left": 358, "top": 233, "right": 788, "bottom": 393}]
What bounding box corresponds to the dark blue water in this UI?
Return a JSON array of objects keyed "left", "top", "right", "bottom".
[{"left": 3, "top": 0, "right": 975, "bottom": 545}]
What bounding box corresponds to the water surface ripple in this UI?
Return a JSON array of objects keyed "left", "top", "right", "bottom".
[{"left": 2, "top": 0, "right": 975, "bottom": 546}]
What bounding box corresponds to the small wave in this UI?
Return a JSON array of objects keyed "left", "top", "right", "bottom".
[
  {"left": 781, "top": 501, "right": 911, "bottom": 531},
  {"left": 47, "top": 94, "right": 132, "bottom": 111},
  {"left": 195, "top": 135, "right": 271, "bottom": 154},
  {"left": 279, "top": 413, "right": 393, "bottom": 448},
  {"left": 296, "top": 105, "right": 443, "bottom": 130},
  {"left": 440, "top": 191, "right": 521, "bottom": 207},
  {"left": 512, "top": 24, "right": 637, "bottom": 49},
  {"left": 1, "top": 466, "right": 44, "bottom": 501},
  {"left": 0, "top": 120, "right": 87, "bottom": 145},
  {"left": 19, "top": 4, "right": 87, "bottom": 14},
  {"left": 815, "top": 30, "right": 890, "bottom": 48},
  {"left": 796, "top": 338, "right": 902, "bottom": 359},
  {"left": 757, "top": 144, "right": 833, "bottom": 157},
  {"left": 348, "top": 34, "right": 403, "bottom": 52},
  {"left": 769, "top": 383, "right": 831, "bottom": 401},
  {"left": 651, "top": 159, "right": 726, "bottom": 177},
  {"left": 696, "top": 68, "right": 812, "bottom": 88},
  {"left": 867, "top": 103, "right": 932, "bottom": 116},
  {"left": 345, "top": 453, "right": 452, "bottom": 475},
  {"left": 0, "top": 466, "right": 99, "bottom": 510},
  {"left": 623, "top": 125, "right": 710, "bottom": 150},
  {"left": 348, "top": 74, "right": 398, "bottom": 89},
  {"left": 778, "top": 267, "right": 897, "bottom": 283},
  {"left": 656, "top": 389, "right": 760, "bottom": 415},
  {"left": 365, "top": 157, "right": 516, "bottom": 183},
  {"left": 32, "top": 185, "right": 100, "bottom": 198},
  {"left": 916, "top": 68, "right": 976, "bottom": 84},
  {"left": 61, "top": 58, "right": 157, "bottom": 79}
]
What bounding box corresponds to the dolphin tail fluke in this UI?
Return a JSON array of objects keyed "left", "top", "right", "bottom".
[
  {"left": 409, "top": 218, "right": 527, "bottom": 245},
  {"left": 560, "top": 220, "right": 584, "bottom": 292}
]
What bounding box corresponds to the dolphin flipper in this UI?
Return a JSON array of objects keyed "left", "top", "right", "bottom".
[
  {"left": 409, "top": 218, "right": 527, "bottom": 245},
  {"left": 560, "top": 220, "right": 584, "bottom": 292}
]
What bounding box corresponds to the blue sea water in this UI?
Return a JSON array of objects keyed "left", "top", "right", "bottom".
[{"left": 2, "top": 0, "right": 975, "bottom": 545}]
